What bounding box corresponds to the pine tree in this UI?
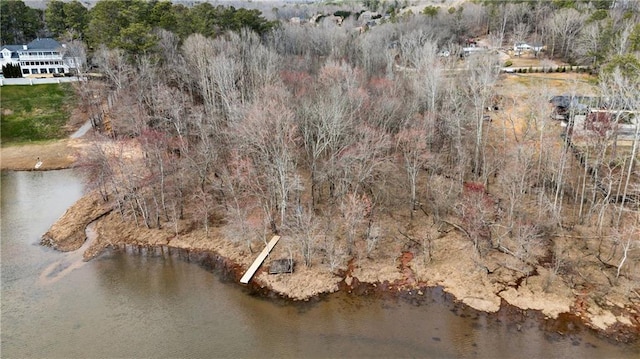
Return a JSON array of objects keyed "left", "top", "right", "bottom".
[{"left": 2, "top": 63, "right": 23, "bottom": 78}]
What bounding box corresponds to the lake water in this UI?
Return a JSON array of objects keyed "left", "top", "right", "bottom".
[{"left": 1, "top": 169, "right": 638, "bottom": 358}]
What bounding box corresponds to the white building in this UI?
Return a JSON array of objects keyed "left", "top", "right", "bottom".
[
  {"left": 513, "top": 42, "right": 544, "bottom": 56},
  {"left": 0, "top": 38, "right": 75, "bottom": 77}
]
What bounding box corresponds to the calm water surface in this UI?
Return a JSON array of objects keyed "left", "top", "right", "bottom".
[{"left": 1, "top": 170, "right": 639, "bottom": 358}]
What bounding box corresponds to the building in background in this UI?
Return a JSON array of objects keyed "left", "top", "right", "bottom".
[{"left": 0, "top": 38, "right": 77, "bottom": 77}]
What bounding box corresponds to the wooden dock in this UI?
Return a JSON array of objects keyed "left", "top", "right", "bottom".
[{"left": 240, "top": 235, "right": 281, "bottom": 284}]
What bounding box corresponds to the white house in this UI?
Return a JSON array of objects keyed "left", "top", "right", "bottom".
[
  {"left": 0, "top": 38, "right": 76, "bottom": 77},
  {"left": 514, "top": 42, "right": 544, "bottom": 56}
]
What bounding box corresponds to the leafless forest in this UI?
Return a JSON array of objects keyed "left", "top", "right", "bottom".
[{"left": 76, "top": 2, "right": 639, "bottom": 295}]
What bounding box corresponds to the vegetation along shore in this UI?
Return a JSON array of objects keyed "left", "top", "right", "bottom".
[{"left": 2, "top": 0, "right": 638, "bottom": 344}]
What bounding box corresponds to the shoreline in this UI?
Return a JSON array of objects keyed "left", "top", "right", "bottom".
[
  {"left": 36, "top": 188, "right": 639, "bottom": 344},
  {"left": 0, "top": 139, "right": 84, "bottom": 171},
  {"left": 3, "top": 144, "right": 638, "bottom": 345},
  {"left": 89, "top": 239, "right": 640, "bottom": 345}
]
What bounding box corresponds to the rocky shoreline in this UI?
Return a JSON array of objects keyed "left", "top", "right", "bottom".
[
  {"left": 83, "top": 239, "right": 640, "bottom": 345},
  {"left": 37, "top": 192, "right": 640, "bottom": 345}
]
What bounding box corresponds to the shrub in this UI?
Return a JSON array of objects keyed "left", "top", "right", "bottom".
[
  {"left": 334, "top": 10, "right": 352, "bottom": 19},
  {"left": 504, "top": 60, "right": 513, "bottom": 67},
  {"left": 2, "top": 63, "right": 22, "bottom": 78},
  {"left": 422, "top": 5, "right": 438, "bottom": 17}
]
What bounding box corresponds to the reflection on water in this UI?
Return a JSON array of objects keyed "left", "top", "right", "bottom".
[{"left": 1, "top": 170, "right": 639, "bottom": 358}]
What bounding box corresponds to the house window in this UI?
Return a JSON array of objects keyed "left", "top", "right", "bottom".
[
  {"left": 49, "top": 68, "right": 55, "bottom": 73},
  {"left": 31, "top": 69, "right": 38, "bottom": 74},
  {"left": 58, "top": 68, "right": 64, "bottom": 73},
  {"left": 22, "top": 69, "right": 29, "bottom": 74}
]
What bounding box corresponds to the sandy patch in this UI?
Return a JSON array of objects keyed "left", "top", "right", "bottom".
[
  {"left": 257, "top": 266, "right": 341, "bottom": 300},
  {"left": 499, "top": 284, "right": 573, "bottom": 319},
  {"left": 352, "top": 257, "right": 403, "bottom": 284},
  {"left": 587, "top": 307, "right": 619, "bottom": 331},
  {"left": 411, "top": 233, "right": 503, "bottom": 312},
  {"left": 1, "top": 140, "right": 79, "bottom": 171}
]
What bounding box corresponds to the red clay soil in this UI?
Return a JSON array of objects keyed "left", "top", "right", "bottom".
[{"left": 398, "top": 251, "right": 417, "bottom": 287}]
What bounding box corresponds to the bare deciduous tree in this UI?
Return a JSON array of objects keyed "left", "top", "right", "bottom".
[
  {"left": 456, "top": 182, "right": 496, "bottom": 256},
  {"left": 396, "top": 118, "right": 430, "bottom": 219},
  {"left": 465, "top": 54, "right": 500, "bottom": 179},
  {"left": 232, "top": 84, "right": 300, "bottom": 232},
  {"left": 340, "top": 192, "right": 372, "bottom": 255},
  {"left": 289, "top": 205, "right": 319, "bottom": 267},
  {"left": 92, "top": 45, "right": 132, "bottom": 90}
]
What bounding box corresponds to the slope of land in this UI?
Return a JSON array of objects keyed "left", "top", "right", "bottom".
[{"left": 4, "top": 70, "right": 637, "bottom": 343}]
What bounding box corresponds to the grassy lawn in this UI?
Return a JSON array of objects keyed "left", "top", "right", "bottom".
[{"left": 1, "top": 84, "right": 76, "bottom": 145}]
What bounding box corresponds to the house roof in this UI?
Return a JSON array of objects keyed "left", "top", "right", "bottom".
[
  {"left": 1, "top": 45, "right": 23, "bottom": 52},
  {"left": 1, "top": 38, "right": 62, "bottom": 53},
  {"left": 26, "top": 38, "right": 61, "bottom": 51}
]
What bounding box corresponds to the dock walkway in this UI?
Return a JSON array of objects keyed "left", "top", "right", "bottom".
[{"left": 240, "top": 235, "right": 280, "bottom": 284}]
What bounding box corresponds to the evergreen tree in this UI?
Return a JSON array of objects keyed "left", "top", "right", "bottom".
[
  {"left": 45, "top": 0, "right": 66, "bottom": 38},
  {"left": 1, "top": 0, "right": 45, "bottom": 45},
  {"left": 2, "top": 63, "right": 23, "bottom": 78},
  {"left": 63, "top": 1, "right": 89, "bottom": 39}
]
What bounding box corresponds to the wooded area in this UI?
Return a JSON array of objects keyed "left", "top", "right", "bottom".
[{"left": 5, "top": 0, "right": 639, "bottom": 315}]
